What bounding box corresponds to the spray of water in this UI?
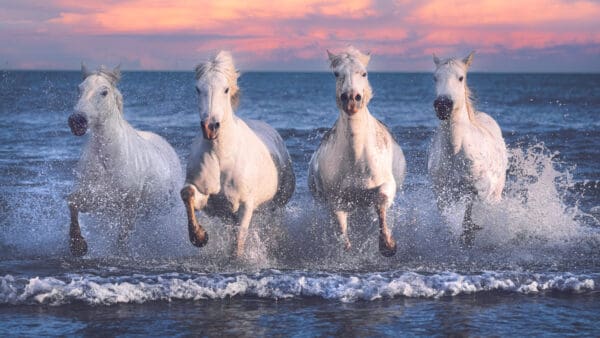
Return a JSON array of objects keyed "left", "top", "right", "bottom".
[{"left": 1, "top": 143, "right": 599, "bottom": 273}]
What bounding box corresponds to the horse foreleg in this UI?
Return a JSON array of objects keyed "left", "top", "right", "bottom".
[
  {"left": 234, "top": 202, "right": 254, "bottom": 258},
  {"left": 181, "top": 184, "right": 209, "bottom": 248},
  {"left": 117, "top": 216, "right": 135, "bottom": 253},
  {"left": 376, "top": 192, "right": 397, "bottom": 257},
  {"left": 333, "top": 210, "right": 351, "bottom": 250},
  {"left": 460, "top": 191, "right": 480, "bottom": 247},
  {"left": 68, "top": 195, "right": 88, "bottom": 256}
]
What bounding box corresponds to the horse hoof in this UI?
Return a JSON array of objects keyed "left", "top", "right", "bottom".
[
  {"left": 190, "top": 231, "right": 209, "bottom": 248},
  {"left": 379, "top": 237, "right": 397, "bottom": 257},
  {"left": 70, "top": 236, "right": 88, "bottom": 257}
]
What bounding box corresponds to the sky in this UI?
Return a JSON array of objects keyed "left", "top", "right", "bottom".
[{"left": 1, "top": 0, "right": 599, "bottom": 72}]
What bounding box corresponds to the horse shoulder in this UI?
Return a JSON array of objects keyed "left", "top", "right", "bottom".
[
  {"left": 474, "top": 111, "right": 504, "bottom": 141},
  {"left": 373, "top": 118, "right": 394, "bottom": 150},
  {"left": 373, "top": 117, "right": 406, "bottom": 187},
  {"left": 185, "top": 139, "right": 221, "bottom": 195},
  {"left": 309, "top": 123, "right": 341, "bottom": 175},
  {"left": 233, "top": 119, "right": 282, "bottom": 203}
]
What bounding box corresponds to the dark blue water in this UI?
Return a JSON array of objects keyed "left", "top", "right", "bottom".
[{"left": 1, "top": 71, "right": 600, "bottom": 335}]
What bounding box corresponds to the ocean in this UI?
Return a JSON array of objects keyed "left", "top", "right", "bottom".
[{"left": 1, "top": 70, "right": 599, "bottom": 336}]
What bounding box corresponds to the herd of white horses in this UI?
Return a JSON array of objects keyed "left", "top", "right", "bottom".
[{"left": 66, "top": 47, "right": 507, "bottom": 258}]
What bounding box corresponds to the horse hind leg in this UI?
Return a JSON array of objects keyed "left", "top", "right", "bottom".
[
  {"left": 181, "top": 185, "right": 209, "bottom": 248},
  {"left": 68, "top": 195, "right": 88, "bottom": 257},
  {"left": 333, "top": 210, "right": 351, "bottom": 251}
]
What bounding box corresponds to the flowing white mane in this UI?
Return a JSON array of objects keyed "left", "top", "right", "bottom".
[
  {"left": 194, "top": 51, "right": 240, "bottom": 109},
  {"left": 328, "top": 46, "right": 371, "bottom": 69}
]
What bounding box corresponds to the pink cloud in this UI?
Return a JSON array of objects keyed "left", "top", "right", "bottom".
[{"left": 1, "top": 0, "right": 599, "bottom": 71}]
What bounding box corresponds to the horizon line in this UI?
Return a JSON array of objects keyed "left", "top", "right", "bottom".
[{"left": 3, "top": 68, "right": 600, "bottom": 75}]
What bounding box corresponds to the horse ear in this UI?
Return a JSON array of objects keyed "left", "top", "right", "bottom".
[
  {"left": 463, "top": 51, "right": 474, "bottom": 68},
  {"left": 359, "top": 51, "right": 371, "bottom": 67},
  {"left": 327, "top": 50, "right": 336, "bottom": 62},
  {"left": 433, "top": 54, "right": 441, "bottom": 66},
  {"left": 81, "top": 62, "right": 91, "bottom": 79},
  {"left": 111, "top": 64, "right": 122, "bottom": 84}
]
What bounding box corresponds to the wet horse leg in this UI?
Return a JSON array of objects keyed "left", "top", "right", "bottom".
[
  {"left": 117, "top": 195, "right": 139, "bottom": 252},
  {"left": 376, "top": 192, "right": 397, "bottom": 257},
  {"left": 117, "top": 215, "right": 135, "bottom": 252},
  {"left": 333, "top": 210, "right": 351, "bottom": 250},
  {"left": 461, "top": 190, "right": 481, "bottom": 247},
  {"left": 68, "top": 194, "right": 88, "bottom": 256},
  {"left": 234, "top": 201, "right": 255, "bottom": 258},
  {"left": 181, "top": 185, "right": 209, "bottom": 247}
]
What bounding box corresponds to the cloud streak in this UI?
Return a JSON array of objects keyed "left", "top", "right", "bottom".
[{"left": 1, "top": 0, "right": 599, "bottom": 71}]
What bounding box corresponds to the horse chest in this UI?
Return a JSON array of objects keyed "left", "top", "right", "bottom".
[{"left": 321, "top": 144, "right": 385, "bottom": 195}]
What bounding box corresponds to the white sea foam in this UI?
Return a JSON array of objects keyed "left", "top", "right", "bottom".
[{"left": 0, "top": 270, "right": 596, "bottom": 305}]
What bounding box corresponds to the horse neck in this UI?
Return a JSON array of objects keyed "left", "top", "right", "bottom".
[
  {"left": 337, "top": 107, "right": 372, "bottom": 154},
  {"left": 440, "top": 97, "right": 477, "bottom": 152},
  {"left": 90, "top": 106, "right": 132, "bottom": 147}
]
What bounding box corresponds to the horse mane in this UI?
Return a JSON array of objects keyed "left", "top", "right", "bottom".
[
  {"left": 464, "top": 84, "right": 476, "bottom": 121},
  {"left": 328, "top": 46, "right": 371, "bottom": 69},
  {"left": 195, "top": 51, "right": 240, "bottom": 110}
]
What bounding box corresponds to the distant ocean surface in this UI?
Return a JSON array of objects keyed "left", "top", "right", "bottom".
[{"left": 1, "top": 71, "right": 600, "bottom": 336}]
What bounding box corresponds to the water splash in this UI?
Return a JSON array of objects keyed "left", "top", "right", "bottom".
[{"left": 1, "top": 142, "right": 599, "bottom": 273}]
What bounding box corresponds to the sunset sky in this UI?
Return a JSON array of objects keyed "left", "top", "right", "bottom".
[{"left": 2, "top": 0, "right": 599, "bottom": 72}]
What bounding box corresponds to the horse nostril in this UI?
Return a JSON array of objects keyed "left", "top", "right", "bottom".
[
  {"left": 355, "top": 94, "right": 362, "bottom": 101},
  {"left": 340, "top": 93, "right": 348, "bottom": 101},
  {"left": 214, "top": 122, "right": 220, "bottom": 130}
]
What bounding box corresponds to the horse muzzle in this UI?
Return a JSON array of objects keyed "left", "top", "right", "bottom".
[
  {"left": 340, "top": 92, "right": 362, "bottom": 116},
  {"left": 434, "top": 96, "right": 453, "bottom": 120},
  {"left": 201, "top": 120, "right": 220, "bottom": 140},
  {"left": 68, "top": 113, "right": 88, "bottom": 136}
]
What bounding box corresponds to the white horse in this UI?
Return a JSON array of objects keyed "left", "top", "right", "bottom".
[
  {"left": 308, "top": 47, "right": 406, "bottom": 257},
  {"left": 67, "top": 65, "right": 183, "bottom": 256},
  {"left": 181, "top": 51, "right": 295, "bottom": 258},
  {"left": 428, "top": 52, "right": 508, "bottom": 245}
]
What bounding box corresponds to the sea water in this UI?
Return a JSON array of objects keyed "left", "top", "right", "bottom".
[{"left": 1, "top": 71, "right": 599, "bottom": 335}]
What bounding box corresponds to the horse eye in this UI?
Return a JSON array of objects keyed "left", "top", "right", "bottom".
[
  {"left": 100, "top": 90, "right": 108, "bottom": 97},
  {"left": 362, "top": 72, "right": 367, "bottom": 77},
  {"left": 459, "top": 76, "right": 464, "bottom": 82},
  {"left": 195, "top": 87, "right": 200, "bottom": 94},
  {"left": 433, "top": 75, "right": 438, "bottom": 82},
  {"left": 334, "top": 72, "right": 339, "bottom": 78},
  {"left": 224, "top": 87, "right": 229, "bottom": 94}
]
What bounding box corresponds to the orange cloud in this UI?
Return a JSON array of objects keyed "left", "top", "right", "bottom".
[
  {"left": 411, "top": 0, "right": 600, "bottom": 26},
  {"left": 4, "top": 0, "right": 599, "bottom": 70},
  {"left": 48, "top": 0, "right": 376, "bottom": 34}
]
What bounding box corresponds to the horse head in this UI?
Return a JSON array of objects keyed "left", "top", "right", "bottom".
[
  {"left": 194, "top": 51, "right": 240, "bottom": 141},
  {"left": 432, "top": 52, "right": 474, "bottom": 121},
  {"left": 327, "top": 46, "right": 372, "bottom": 117},
  {"left": 68, "top": 64, "right": 123, "bottom": 136}
]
